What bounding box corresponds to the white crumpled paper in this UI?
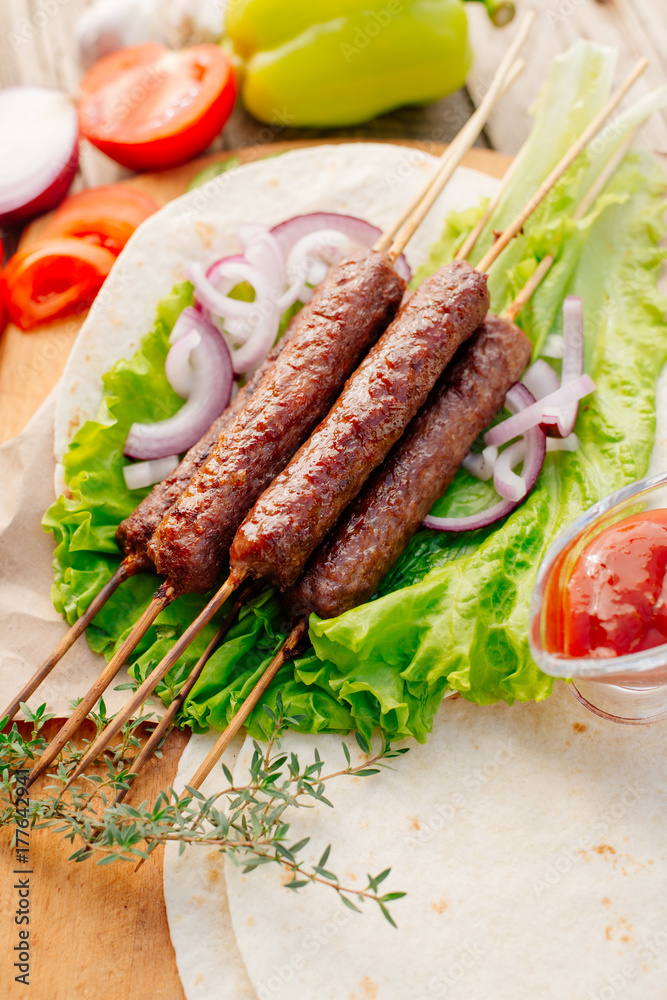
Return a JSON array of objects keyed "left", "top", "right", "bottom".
[{"left": 0, "top": 389, "right": 162, "bottom": 720}]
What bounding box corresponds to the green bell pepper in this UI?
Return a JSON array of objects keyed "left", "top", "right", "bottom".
[{"left": 225, "top": 0, "right": 515, "bottom": 128}]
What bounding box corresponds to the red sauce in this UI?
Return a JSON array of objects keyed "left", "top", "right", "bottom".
[{"left": 549, "top": 509, "right": 667, "bottom": 658}]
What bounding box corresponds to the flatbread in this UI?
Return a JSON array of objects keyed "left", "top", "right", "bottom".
[
  {"left": 163, "top": 729, "right": 256, "bottom": 1000},
  {"left": 223, "top": 684, "right": 667, "bottom": 1000}
]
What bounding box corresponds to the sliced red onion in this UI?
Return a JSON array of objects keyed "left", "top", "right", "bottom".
[
  {"left": 123, "top": 455, "right": 180, "bottom": 492},
  {"left": 165, "top": 328, "right": 201, "bottom": 399},
  {"left": 546, "top": 433, "right": 580, "bottom": 452},
  {"left": 125, "top": 311, "right": 233, "bottom": 460},
  {"left": 424, "top": 496, "right": 521, "bottom": 533},
  {"left": 168, "top": 305, "right": 205, "bottom": 346},
  {"left": 270, "top": 213, "right": 412, "bottom": 283},
  {"left": 229, "top": 302, "right": 281, "bottom": 373},
  {"left": 484, "top": 374, "right": 595, "bottom": 448},
  {"left": 238, "top": 223, "right": 269, "bottom": 250},
  {"left": 190, "top": 261, "right": 265, "bottom": 321},
  {"left": 541, "top": 296, "right": 584, "bottom": 437},
  {"left": 541, "top": 333, "right": 565, "bottom": 359},
  {"left": 424, "top": 383, "right": 546, "bottom": 533},
  {"left": 286, "top": 229, "right": 353, "bottom": 300},
  {"left": 244, "top": 231, "right": 285, "bottom": 287},
  {"left": 462, "top": 444, "right": 498, "bottom": 481},
  {"left": 190, "top": 214, "right": 413, "bottom": 380},
  {"left": 0, "top": 87, "right": 79, "bottom": 224},
  {"left": 521, "top": 359, "right": 560, "bottom": 400},
  {"left": 493, "top": 439, "right": 528, "bottom": 502}
]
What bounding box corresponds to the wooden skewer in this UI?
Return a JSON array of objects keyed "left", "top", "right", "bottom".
[
  {"left": 373, "top": 8, "right": 535, "bottom": 254},
  {"left": 27, "top": 587, "right": 174, "bottom": 786},
  {"left": 454, "top": 138, "right": 528, "bottom": 263},
  {"left": 61, "top": 575, "right": 242, "bottom": 790},
  {"left": 51, "top": 52, "right": 650, "bottom": 793},
  {"left": 188, "top": 618, "right": 309, "bottom": 791},
  {"left": 385, "top": 55, "right": 529, "bottom": 261},
  {"left": 476, "top": 59, "right": 648, "bottom": 275},
  {"left": 115, "top": 583, "right": 254, "bottom": 804},
  {"left": 1, "top": 560, "right": 144, "bottom": 728},
  {"left": 504, "top": 132, "right": 636, "bottom": 322}
]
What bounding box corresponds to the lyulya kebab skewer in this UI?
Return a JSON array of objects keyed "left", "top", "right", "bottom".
[
  {"left": 55, "top": 55, "right": 648, "bottom": 792},
  {"left": 185, "top": 129, "right": 642, "bottom": 790},
  {"left": 2, "top": 18, "right": 533, "bottom": 732}
]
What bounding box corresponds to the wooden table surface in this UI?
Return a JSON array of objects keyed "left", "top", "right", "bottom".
[{"left": 0, "top": 3, "right": 665, "bottom": 998}]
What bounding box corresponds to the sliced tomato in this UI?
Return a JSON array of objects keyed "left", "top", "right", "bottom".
[
  {"left": 78, "top": 44, "right": 237, "bottom": 172},
  {"left": 5, "top": 238, "right": 115, "bottom": 330},
  {"left": 41, "top": 184, "right": 159, "bottom": 256}
]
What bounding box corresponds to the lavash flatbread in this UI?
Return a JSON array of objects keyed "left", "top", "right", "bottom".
[
  {"left": 233, "top": 684, "right": 667, "bottom": 1000},
  {"left": 171, "top": 685, "right": 667, "bottom": 1000}
]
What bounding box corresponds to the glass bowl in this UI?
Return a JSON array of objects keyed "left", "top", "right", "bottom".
[{"left": 529, "top": 470, "right": 667, "bottom": 725}]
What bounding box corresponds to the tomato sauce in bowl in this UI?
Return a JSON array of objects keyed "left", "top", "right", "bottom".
[{"left": 530, "top": 473, "right": 667, "bottom": 724}]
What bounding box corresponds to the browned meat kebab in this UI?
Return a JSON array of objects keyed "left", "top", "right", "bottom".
[
  {"left": 115, "top": 322, "right": 299, "bottom": 571},
  {"left": 149, "top": 248, "right": 406, "bottom": 596},
  {"left": 287, "top": 315, "right": 531, "bottom": 620},
  {"left": 230, "top": 260, "right": 490, "bottom": 591}
]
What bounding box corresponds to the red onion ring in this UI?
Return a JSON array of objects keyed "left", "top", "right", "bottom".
[
  {"left": 124, "top": 309, "right": 233, "bottom": 460},
  {"left": 484, "top": 373, "right": 595, "bottom": 448},
  {"left": 165, "top": 328, "right": 201, "bottom": 398},
  {"left": 269, "top": 212, "right": 412, "bottom": 283},
  {"left": 424, "top": 383, "right": 547, "bottom": 533}
]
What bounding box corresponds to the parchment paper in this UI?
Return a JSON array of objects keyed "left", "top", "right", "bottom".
[{"left": 0, "top": 389, "right": 163, "bottom": 720}]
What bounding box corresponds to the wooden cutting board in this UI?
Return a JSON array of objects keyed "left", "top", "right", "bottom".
[
  {"left": 0, "top": 141, "right": 509, "bottom": 1000},
  {"left": 0, "top": 141, "right": 509, "bottom": 445}
]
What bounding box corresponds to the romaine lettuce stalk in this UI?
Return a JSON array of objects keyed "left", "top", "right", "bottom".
[{"left": 43, "top": 42, "right": 667, "bottom": 742}]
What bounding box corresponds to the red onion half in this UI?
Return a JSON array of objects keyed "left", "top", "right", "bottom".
[
  {"left": 124, "top": 308, "right": 232, "bottom": 460},
  {"left": 0, "top": 87, "right": 79, "bottom": 225},
  {"left": 424, "top": 384, "right": 547, "bottom": 533}
]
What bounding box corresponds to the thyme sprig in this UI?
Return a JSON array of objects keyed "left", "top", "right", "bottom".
[{"left": 1, "top": 694, "right": 408, "bottom": 924}]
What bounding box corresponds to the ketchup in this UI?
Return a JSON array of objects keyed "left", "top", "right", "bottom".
[{"left": 550, "top": 509, "right": 667, "bottom": 658}]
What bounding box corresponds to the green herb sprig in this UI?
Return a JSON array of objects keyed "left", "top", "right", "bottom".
[{"left": 1, "top": 695, "right": 407, "bottom": 924}]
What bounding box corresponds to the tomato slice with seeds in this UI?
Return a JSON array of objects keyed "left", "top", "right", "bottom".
[
  {"left": 5, "top": 238, "right": 115, "bottom": 330},
  {"left": 41, "top": 184, "right": 159, "bottom": 256},
  {"left": 78, "top": 44, "right": 237, "bottom": 172}
]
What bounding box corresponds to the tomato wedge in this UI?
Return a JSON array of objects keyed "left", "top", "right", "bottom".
[
  {"left": 5, "top": 238, "right": 115, "bottom": 330},
  {"left": 41, "top": 184, "right": 159, "bottom": 256},
  {"left": 78, "top": 44, "right": 237, "bottom": 172}
]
